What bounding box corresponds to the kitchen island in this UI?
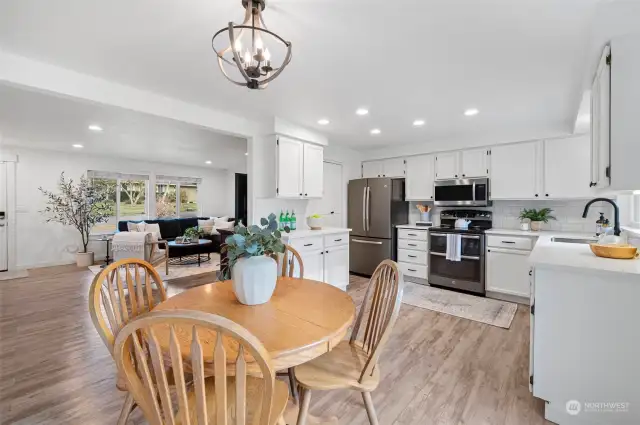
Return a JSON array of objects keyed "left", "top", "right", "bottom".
[{"left": 528, "top": 233, "right": 639, "bottom": 425}]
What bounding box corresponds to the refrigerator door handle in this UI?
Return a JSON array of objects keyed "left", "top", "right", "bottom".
[
  {"left": 352, "top": 239, "right": 383, "bottom": 245},
  {"left": 366, "top": 186, "right": 371, "bottom": 232},
  {"left": 362, "top": 186, "right": 367, "bottom": 232}
]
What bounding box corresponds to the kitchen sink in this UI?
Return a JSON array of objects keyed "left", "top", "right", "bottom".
[{"left": 551, "top": 237, "right": 599, "bottom": 244}]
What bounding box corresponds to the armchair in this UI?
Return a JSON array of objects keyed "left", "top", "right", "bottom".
[{"left": 112, "top": 232, "right": 170, "bottom": 275}]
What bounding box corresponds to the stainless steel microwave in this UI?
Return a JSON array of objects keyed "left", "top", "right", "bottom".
[{"left": 433, "top": 177, "right": 491, "bottom": 207}]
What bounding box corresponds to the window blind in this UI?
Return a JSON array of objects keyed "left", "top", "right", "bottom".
[{"left": 87, "top": 170, "right": 149, "bottom": 181}]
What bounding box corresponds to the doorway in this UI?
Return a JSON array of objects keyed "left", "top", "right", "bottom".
[
  {"left": 0, "top": 162, "right": 8, "bottom": 271},
  {"left": 234, "top": 173, "right": 248, "bottom": 226}
]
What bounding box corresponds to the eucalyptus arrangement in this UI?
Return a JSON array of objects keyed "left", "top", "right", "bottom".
[
  {"left": 519, "top": 208, "right": 556, "bottom": 231},
  {"left": 39, "top": 172, "right": 111, "bottom": 266},
  {"left": 222, "top": 213, "right": 290, "bottom": 280}
]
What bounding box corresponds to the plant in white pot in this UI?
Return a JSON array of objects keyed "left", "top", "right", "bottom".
[
  {"left": 222, "top": 213, "right": 290, "bottom": 305},
  {"left": 39, "top": 173, "right": 112, "bottom": 267},
  {"left": 519, "top": 208, "right": 556, "bottom": 231}
]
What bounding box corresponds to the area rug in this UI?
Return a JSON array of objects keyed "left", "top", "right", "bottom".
[
  {"left": 88, "top": 253, "right": 221, "bottom": 282},
  {"left": 402, "top": 282, "right": 518, "bottom": 329}
]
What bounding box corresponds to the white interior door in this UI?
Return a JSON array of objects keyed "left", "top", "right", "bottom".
[
  {"left": 308, "top": 162, "right": 343, "bottom": 227},
  {"left": 0, "top": 162, "right": 8, "bottom": 271}
]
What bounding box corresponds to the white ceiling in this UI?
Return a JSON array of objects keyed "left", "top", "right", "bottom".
[
  {"left": 0, "top": 83, "right": 248, "bottom": 170},
  {"left": 0, "top": 0, "right": 614, "bottom": 148}
]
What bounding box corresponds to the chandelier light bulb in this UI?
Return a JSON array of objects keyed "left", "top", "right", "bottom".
[
  {"left": 244, "top": 49, "right": 251, "bottom": 64},
  {"left": 264, "top": 48, "right": 271, "bottom": 61},
  {"left": 255, "top": 38, "right": 264, "bottom": 51}
]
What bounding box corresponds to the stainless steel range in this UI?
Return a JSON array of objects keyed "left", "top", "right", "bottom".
[{"left": 427, "top": 210, "right": 492, "bottom": 295}]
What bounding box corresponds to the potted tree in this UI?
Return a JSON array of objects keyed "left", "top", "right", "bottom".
[
  {"left": 222, "top": 213, "right": 290, "bottom": 305},
  {"left": 39, "top": 173, "right": 112, "bottom": 267},
  {"left": 519, "top": 208, "right": 556, "bottom": 231}
]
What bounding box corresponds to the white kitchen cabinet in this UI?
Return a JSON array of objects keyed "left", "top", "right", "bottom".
[
  {"left": 276, "top": 136, "right": 303, "bottom": 198},
  {"left": 381, "top": 158, "right": 406, "bottom": 177},
  {"left": 405, "top": 154, "right": 435, "bottom": 201},
  {"left": 486, "top": 247, "right": 531, "bottom": 298},
  {"left": 275, "top": 135, "right": 324, "bottom": 199},
  {"left": 460, "top": 148, "right": 489, "bottom": 178},
  {"left": 590, "top": 45, "right": 611, "bottom": 189},
  {"left": 302, "top": 143, "right": 324, "bottom": 198},
  {"left": 434, "top": 151, "right": 459, "bottom": 180},
  {"left": 362, "top": 158, "right": 405, "bottom": 178},
  {"left": 491, "top": 141, "right": 541, "bottom": 199},
  {"left": 362, "top": 160, "right": 383, "bottom": 178},
  {"left": 543, "top": 136, "right": 593, "bottom": 199},
  {"left": 396, "top": 227, "right": 429, "bottom": 282},
  {"left": 299, "top": 248, "right": 325, "bottom": 283},
  {"left": 324, "top": 245, "right": 349, "bottom": 290}
]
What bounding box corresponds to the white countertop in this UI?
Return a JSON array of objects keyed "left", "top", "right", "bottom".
[
  {"left": 281, "top": 227, "right": 351, "bottom": 238},
  {"left": 396, "top": 224, "right": 433, "bottom": 230},
  {"left": 485, "top": 228, "right": 594, "bottom": 238},
  {"left": 529, "top": 232, "right": 640, "bottom": 276}
]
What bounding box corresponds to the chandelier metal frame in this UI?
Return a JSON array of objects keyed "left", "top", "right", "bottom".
[{"left": 211, "top": 0, "right": 292, "bottom": 90}]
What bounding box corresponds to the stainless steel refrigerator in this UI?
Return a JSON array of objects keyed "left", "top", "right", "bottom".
[{"left": 348, "top": 178, "right": 408, "bottom": 276}]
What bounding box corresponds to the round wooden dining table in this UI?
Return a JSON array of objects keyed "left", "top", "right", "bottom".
[{"left": 154, "top": 276, "right": 356, "bottom": 424}]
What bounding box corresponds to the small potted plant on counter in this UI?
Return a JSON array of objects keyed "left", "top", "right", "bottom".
[
  {"left": 519, "top": 208, "right": 556, "bottom": 231},
  {"left": 222, "top": 213, "right": 290, "bottom": 305},
  {"left": 39, "top": 173, "right": 111, "bottom": 267}
]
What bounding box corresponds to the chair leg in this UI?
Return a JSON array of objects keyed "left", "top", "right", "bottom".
[
  {"left": 117, "top": 393, "right": 136, "bottom": 425},
  {"left": 361, "top": 392, "right": 379, "bottom": 425},
  {"left": 296, "top": 388, "right": 312, "bottom": 425},
  {"left": 288, "top": 368, "right": 299, "bottom": 404}
]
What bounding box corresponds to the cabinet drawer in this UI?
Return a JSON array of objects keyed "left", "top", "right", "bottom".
[
  {"left": 290, "top": 236, "right": 324, "bottom": 252},
  {"left": 324, "top": 233, "right": 349, "bottom": 248},
  {"left": 487, "top": 235, "right": 534, "bottom": 250},
  {"left": 397, "top": 229, "right": 428, "bottom": 241},
  {"left": 398, "top": 239, "right": 428, "bottom": 251},
  {"left": 398, "top": 249, "right": 428, "bottom": 265},
  {"left": 398, "top": 262, "right": 428, "bottom": 279}
]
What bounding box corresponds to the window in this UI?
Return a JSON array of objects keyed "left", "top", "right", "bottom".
[
  {"left": 88, "top": 171, "right": 149, "bottom": 233},
  {"left": 157, "top": 175, "right": 202, "bottom": 218}
]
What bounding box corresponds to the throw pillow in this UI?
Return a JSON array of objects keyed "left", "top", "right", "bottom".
[
  {"left": 198, "top": 219, "right": 215, "bottom": 235},
  {"left": 128, "top": 221, "right": 145, "bottom": 232},
  {"left": 136, "top": 222, "right": 148, "bottom": 232},
  {"left": 214, "top": 216, "right": 230, "bottom": 227},
  {"left": 215, "top": 220, "right": 235, "bottom": 230},
  {"left": 145, "top": 223, "right": 162, "bottom": 240}
]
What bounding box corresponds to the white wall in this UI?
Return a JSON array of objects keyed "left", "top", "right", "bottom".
[{"left": 1, "top": 146, "right": 240, "bottom": 268}]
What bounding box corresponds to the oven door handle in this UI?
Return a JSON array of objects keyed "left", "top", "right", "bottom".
[
  {"left": 429, "top": 251, "right": 481, "bottom": 261},
  {"left": 430, "top": 233, "right": 449, "bottom": 238},
  {"left": 430, "top": 233, "right": 480, "bottom": 239}
]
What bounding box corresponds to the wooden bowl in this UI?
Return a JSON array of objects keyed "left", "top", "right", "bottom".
[{"left": 589, "top": 243, "right": 638, "bottom": 260}]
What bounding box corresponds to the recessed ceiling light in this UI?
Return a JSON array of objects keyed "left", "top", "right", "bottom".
[
  {"left": 72, "top": 144, "right": 84, "bottom": 148},
  {"left": 245, "top": 152, "right": 249, "bottom": 156},
  {"left": 464, "top": 108, "right": 479, "bottom": 116},
  {"left": 356, "top": 108, "right": 369, "bottom": 116},
  {"left": 205, "top": 160, "right": 212, "bottom": 164},
  {"left": 317, "top": 119, "right": 330, "bottom": 125},
  {"left": 413, "top": 119, "right": 425, "bottom": 127},
  {"left": 370, "top": 129, "right": 381, "bottom": 135},
  {"left": 88, "top": 124, "right": 103, "bottom": 132}
]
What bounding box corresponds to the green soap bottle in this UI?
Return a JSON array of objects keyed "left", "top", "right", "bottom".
[
  {"left": 290, "top": 210, "right": 297, "bottom": 231},
  {"left": 284, "top": 210, "right": 291, "bottom": 230},
  {"left": 279, "top": 210, "right": 284, "bottom": 230}
]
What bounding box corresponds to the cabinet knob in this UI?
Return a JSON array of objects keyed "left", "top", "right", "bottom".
[
  {"left": 326, "top": 250, "right": 329, "bottom": 254},
  {"left": 299, "top": 193, "right": 302, "bottom": 196},
  {"left": 305, "top": 193, "right": 308, "bottom": 196},
  {"left": 455, "top": 174, "right": 458, "bottom": 178},
  {"left": 462, "top": 174, "right": 466, "bottom": 177},
  {"left": 545, "top": 194, "right": 549, "bottom": 197},
  {"left": 535, "top": 194, "right": 539, "bottom": 197}
]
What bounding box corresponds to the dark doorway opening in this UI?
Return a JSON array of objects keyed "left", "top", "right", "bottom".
[{"left": 235, "top": 173, "right": 248, "bottom": 226}]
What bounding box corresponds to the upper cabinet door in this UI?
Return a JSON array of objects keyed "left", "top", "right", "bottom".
[
  {"left": 591, "top": 45, "right": 611, "bottom": 189},
  {"left": 362, "top": 161, "right": 383, "bottom": 178},
  {"left": 491, "top": 142, "right": 540, "bottom": 199},
  {"left": 460, "top": 148, "right": 489, "bottom": 178},
  {"left": 277, "top": 136, "right": 303, "bottom": 198},
  {"left": 302, "top": 143, "right": 324, "bottom": 198},
  {"left": 406, "top": 155, "right": 435, "bottom": 201},
  {"left": 543, "top": 136, "right": 593, "bottom": 199},
  {"left": 382, "top": 158, "right": 406, "bottom": 177},
  {"left": 434, "top": 151, "right": 460, "bottom": 180}
]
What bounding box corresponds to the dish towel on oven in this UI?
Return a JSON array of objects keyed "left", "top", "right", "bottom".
[{"left": 445, "top": 234, "right": 462, "bottom": 261}]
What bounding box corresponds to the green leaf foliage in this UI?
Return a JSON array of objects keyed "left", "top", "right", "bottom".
[
  {"left": 221, "top": 214, "right": 291, "bottom": 279},
  {"left": 519, "top": 208, "right": 557, "bottom": 223}
]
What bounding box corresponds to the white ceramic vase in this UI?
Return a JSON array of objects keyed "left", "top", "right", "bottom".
[
  {"left": 76, "top": 251, "right": 95, "bottom": 267},
  {"left": 232, "top": 256, "right": 277, "bottom": 305}
]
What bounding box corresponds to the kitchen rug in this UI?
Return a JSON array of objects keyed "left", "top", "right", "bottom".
[{"left": 401, "top": 282, "right": 518, "bottom": 328}]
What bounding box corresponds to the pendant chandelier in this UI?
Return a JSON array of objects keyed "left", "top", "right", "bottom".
[{"left": 211, "top": 0, "right": 292, "bottom": 90}]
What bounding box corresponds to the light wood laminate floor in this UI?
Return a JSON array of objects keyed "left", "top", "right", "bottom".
[{"left": 0, "top": 265, "right": 549, "bottom": 425}]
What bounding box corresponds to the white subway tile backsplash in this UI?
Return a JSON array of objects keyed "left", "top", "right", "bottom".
[{"left": 409, "top": 200, "right": 613, "bottom": 235}]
